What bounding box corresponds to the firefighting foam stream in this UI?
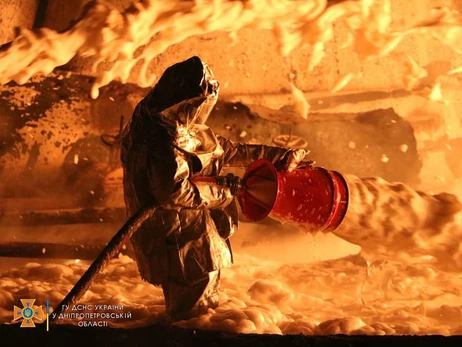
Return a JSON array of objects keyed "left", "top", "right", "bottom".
[
  {"left": 0, "top": 176, "right": 461, "bottom": 334},
  {"left": 1, "top": 0, "right": 462, "bottom": 336}
]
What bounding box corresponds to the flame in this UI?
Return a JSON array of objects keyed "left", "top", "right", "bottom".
[
  {"left": 403, "top": 58, "right": 427, "bottom": 91},
  {"left": 1, "top": 0, "right": 462, "bottom": 337},
  {"left": 0, "top": 0, "right": 461, "bottom": 98},
  {"left": 330, "top": 72, "right": 362, "bottom": 93},
  {"left": 428, "top": 82, "right": 447, "bottom": 103},
  {"left": 288, "top": 83, "right": 310, "bottom": 119}
]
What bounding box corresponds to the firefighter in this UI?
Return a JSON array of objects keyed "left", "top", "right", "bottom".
[{"left": 120, "top": 56, "right": 306, "bottom": 321}]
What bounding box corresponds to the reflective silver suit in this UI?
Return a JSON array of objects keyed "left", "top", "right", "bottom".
[{"left": 121, "top": 56, "right": 306, "bottom": 320}]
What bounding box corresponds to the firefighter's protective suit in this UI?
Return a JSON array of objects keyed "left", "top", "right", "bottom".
[{"left": 121, "top": 56, "right": 306, "bottom": 320}]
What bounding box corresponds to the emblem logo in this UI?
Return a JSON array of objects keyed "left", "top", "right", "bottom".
[{"left": 13, "top": 299, "right": 45, "bottom": 327}]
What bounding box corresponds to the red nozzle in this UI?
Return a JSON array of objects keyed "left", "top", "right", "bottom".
[{"left": 238, "top": 159, "right": 349, "bottom": 233}]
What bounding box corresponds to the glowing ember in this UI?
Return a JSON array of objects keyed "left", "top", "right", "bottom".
[{"left": 399, "top": 144, "right": 408, "bottom": 153}]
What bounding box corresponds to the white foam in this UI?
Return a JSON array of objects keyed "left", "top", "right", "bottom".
[{"left": 0, "top": 251, "right": 461, "bottom": 335}]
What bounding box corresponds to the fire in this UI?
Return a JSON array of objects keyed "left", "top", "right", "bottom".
[
  {"left": 403, "top": 58, "right": 427, "bottom": 91},
  {"left": 1, "top": 0, "right": 462, "bottom": 338},
  {"left": 0, "top": 0, "right": 462, "bottom": 99},
  {"left": 288, "top": 83, "right": 310, "bottom": 119},
  {"left": 428, "top": 82, "right": 447, "bottom": 103},
  {"left": 330, "top": 72, "right": 363, "bottom": 93}
]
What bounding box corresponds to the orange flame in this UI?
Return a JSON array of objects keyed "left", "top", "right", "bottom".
[{"left": 0, "top": 0, "right": 461, "bottom": 99}]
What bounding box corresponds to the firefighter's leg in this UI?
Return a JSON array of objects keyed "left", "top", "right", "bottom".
[{"left": 162, "top": 270, "right": 220, "bottom": 321}]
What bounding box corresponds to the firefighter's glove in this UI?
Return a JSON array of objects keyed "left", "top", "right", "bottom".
[
  {"left": 276, "top": 149, "right": 307, "bottom": 172},
  {"left": 216, "top": 173, "right": 242, "bottom": 196}
]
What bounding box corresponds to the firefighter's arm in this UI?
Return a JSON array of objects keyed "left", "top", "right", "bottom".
[
  {"left": 216, "top": 135, "right": 307, "bottom": 171},
  {"left": 148, "top": 146, "right": 234, "bottom": 209}
]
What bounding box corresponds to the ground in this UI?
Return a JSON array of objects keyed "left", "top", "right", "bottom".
[{"left": 1, "top": 223, "right": 462, "bottom": 340}]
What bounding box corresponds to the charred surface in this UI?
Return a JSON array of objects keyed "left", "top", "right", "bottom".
[{"left": 0, "top": 72, "right": 145, "bottom": 198}]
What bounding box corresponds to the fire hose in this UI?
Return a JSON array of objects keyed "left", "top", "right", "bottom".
[
  {"left": 50, "top": 205, "right": 159, "bottom": 322},
  {"left": 50, "top": 159, "right": 349, "bottom": 323}
]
